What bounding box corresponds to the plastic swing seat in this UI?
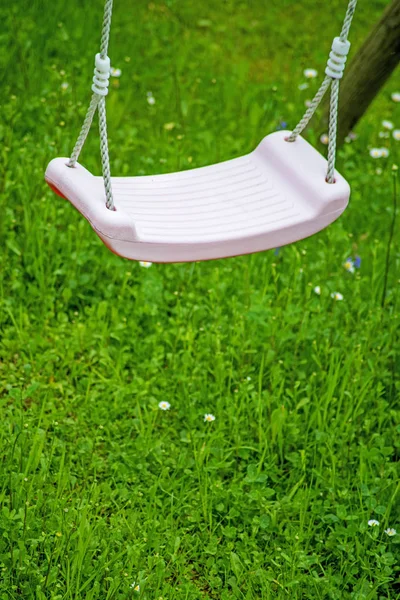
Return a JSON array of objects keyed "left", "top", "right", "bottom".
[
  {"left": 45, "top": 130, "right": 350, "bottom": 263},
  {"left": 46, "top": 0, "right": 358, "bottom": 264}
]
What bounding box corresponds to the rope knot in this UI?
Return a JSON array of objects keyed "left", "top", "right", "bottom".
[
  {"left": 325, "top": 37, "right": 351, "bottom": 80},
  {"left": 92, "top": 53, "right": 111, "bottom": 96}
]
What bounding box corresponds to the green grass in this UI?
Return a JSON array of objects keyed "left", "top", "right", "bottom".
[{"left": 0, "top": 0, "right": 399, "bottom": 598}]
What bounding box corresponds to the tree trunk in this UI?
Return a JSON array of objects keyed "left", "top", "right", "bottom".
[{"left": 320, "top": 0, "right": 400, "bottom": 145}]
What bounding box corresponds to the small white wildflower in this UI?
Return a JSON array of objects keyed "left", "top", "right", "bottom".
[
  {"left": 204, "top": 414, "right": 216, "bottom": 422},
  {"left": 246, "top": 376, "right": 252, "bottom": 381},
  {"left": 393, "top": 129, "right": 400, "bottom": 141},
  {"left": 380, "top": 148, "right": 389, "bottom": 158},
  {"left": 298, "top": 82, "right": 309, "bottom": 91},
  {"left": 304, "top": 68, "right": 318, "bottom": 79},
  {"left": 379, "top": 131, "right": 390, "bottom": 139},
  {"left": 110, "top": 67, "right": 122, "bottom": 77},
  {"left": 344, "top": 132, "right": 357, "bottom": 144},
  {"left": 139, "top": 261, "right": 152, "bottom": 268},
  {"left": 320, "top": 133, "right": 329, "bottom": 145},
  {"left": 369, "top": 148, "right": 383, "bottom": 159},
  {"left": 391, "top": 92, "right": 400, "bottom": 103},
  {"left": 130, "top": 582, "right": 140, "bottom": 591},
  {"left": 343, "top": 258, "right": 355, "bottom": 274},
  {"left": 147, "top": 91, "right": 156, "bottom": 105},
  {"left": 313, "top": 285, "right": 321, "bottom": 295},
  {"left": 368, "top": 519, "right": 380, "bottom": 527},
  {"left": 158, "top": 401, "right": 171, "bottom": 411},
  {"left": 331, "top": 292, "right": 343, "bottom": 301},
  {"left": 382, "top": 120, "right": 394, "bottom": 130},
  {"left": 385, "top": 528, "right": 397, "bottom": 537},
  {"left": 60, "top": 82, "right": 69, "bottom": 91}
]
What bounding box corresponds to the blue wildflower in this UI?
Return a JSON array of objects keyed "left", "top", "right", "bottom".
[
  {"left": 276, "top": 121, "right": 287, "bottom": 130},
  {"left": 354, "top": 255, "right": 361, "bottom": 268}
]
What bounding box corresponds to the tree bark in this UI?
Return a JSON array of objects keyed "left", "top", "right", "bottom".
[{"left": 320, "top": 0, "right": 400, "bottom": 145}]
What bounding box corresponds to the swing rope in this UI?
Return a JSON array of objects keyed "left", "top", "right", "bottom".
[
  {"left": 67, "top": 0, "right": 357, "bottom": 210},
  {"left": 287, "top": 0, "right": 358, "bottom": 183},
  {"left": 68, "top": 0, "right": 115, "bottom": 210}
]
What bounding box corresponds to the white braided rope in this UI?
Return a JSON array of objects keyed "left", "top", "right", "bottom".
[
  {"left": 324, "top": 0, "right": 358, "bottom": 183},
  {"left": 68, "top": 0, "right": 115, "bottom": 210},
  {"left": 98, "top": 97, "right": 114, "bottom": 210},
  {"left": 326, "top": 79, "right": 340, "bottom": 183},
  {"left": 100, "top": 0, "right": 113, "bottom": 61},
  {"left": 286, "top": 76, "right": 331, "bottom": 142},
  {"left": 288, "top": 0, "right": 357, "bottom": 183},
  {"left": 340, "top": 0, "right": 358, "bottom": 41},
  {"left": 68, "top": 94, "right": 100, "bottom": 167}
]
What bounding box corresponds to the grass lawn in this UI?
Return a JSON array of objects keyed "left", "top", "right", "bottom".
[{"left": 0, "top": 0, "right": 399, "bottom": 598}]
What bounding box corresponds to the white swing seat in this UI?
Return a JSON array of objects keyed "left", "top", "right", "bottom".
[{"left": 45, "top": 131, "right": 350, "bottom": 263}]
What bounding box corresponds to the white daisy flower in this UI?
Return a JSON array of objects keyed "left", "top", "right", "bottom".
[
  {"left": 204, "top": 414, "right": 216, "bottom": 422},
  {"left": 313, "top": 285, "right": 321, "bottom": 295},
  {"left": 393, "top": 130, "right": 400, "bottom": 141},
  {"left": 110, "top": 67, "right": 122, "bottom": 77},
  {"left": 385, "top": 528, "right": 396, "bottom": 537},
  {"left": 320, "top": 133, "right": 329, "bottom": 145},
  {"left": 382, "top": 120, "right": 394, "bottom": 130},
  {"left": 343, "top": 258, "right": 355, "bottom": 274},
  {"left": 60, "top": 82, "right": 69, "bottom": 91},
  {"left": 304, "top": 68, "right": 318, "bottom": 79},
  {"left": 390, "top": 92, "right": 400, "bottom": 102},
  {"left": 380, "top": 148, "right": 389, "bottom": 158},
  {"left": 158, "top": 401, "right": 171, "bottom": 411},
  {"left": 130, "top": 582, "right": 140, "bottom": 591},
  {"left": 139, "top": 261, "right": 152, "bottom": 268},
  {"left": 369, "top": 148, "right": 382, "bottom": 158},
  {"left": 331, "top": 292, "right": 343, "bottom": 301},
  {"left": 147, "top": 91, "right": 156, "bottom": 105},
  {"left": 368, "top": 519, "right": 380, "bottom": 527}
]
